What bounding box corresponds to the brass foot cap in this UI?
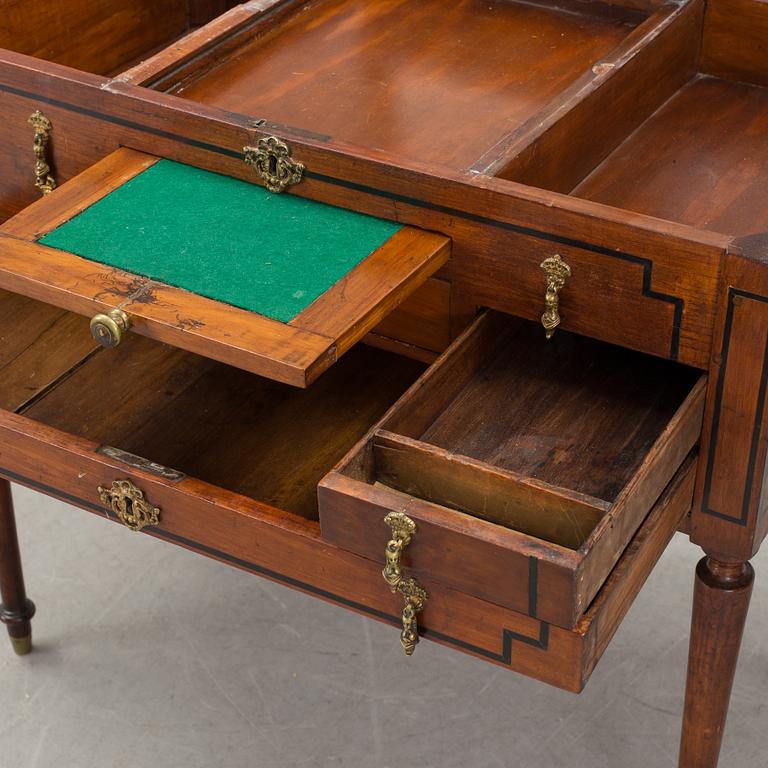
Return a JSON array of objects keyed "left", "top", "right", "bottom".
[{"left": 10, "top": 635, "right": 32, "bottom": 656}]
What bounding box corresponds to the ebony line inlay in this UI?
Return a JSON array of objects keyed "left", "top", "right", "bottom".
[{"left": 701, "top": 288, "right": 768, "bottom": 525}]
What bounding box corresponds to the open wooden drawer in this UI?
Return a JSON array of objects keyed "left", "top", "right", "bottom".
[
  {"left": 125, "top": 0, "right": 651, "bottom": 173},
  {"left": 319, "top": 312, "right": 706, "bottom": 629},
  {"left": 0, "top": 290, "right": 697, "bottom": 690},
  {"left": 0, "top": 148, "right": 449, "bottom": 387}
]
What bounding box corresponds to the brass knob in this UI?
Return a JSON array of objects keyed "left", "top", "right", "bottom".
[
  {"left": 90, "top": 308, "right": 130, "bottom": 348},
  {"left": 383, "top": 512, "right": 428, "bottom": 656},
  {"left": 540, "top": 253, "right": 571, "bottom": 339}
]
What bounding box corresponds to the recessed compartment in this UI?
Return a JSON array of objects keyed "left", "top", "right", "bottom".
[
  {"left": 0, "top": 292, "right": 699, "bottom": 690},
  {"left": 0, "top": 1, "right": 240, "bottom": 76},
  {"left": 319, "top": 312, "right": 706, "bottom": 628},
  {"left": 133, "top": 0, "right": 652, "bottom": 173},
  {"left": 498, "top": 39, "right": 768, "bottom": 237},
  {"left": 16, "top": 334, "right": 425, "bottom": 521},
  {"left": 571, "top": 76, "right": 768, "bottom": 237}
]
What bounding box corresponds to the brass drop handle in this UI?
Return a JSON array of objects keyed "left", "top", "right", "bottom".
[
  {"left": 383, "top": 511, "right": 428, "bottom": 656},
  {"left": 98, "top": 479, "right": 160, "bottom": 532},
  {"left": 397, "top": 578, "right": 428, "bottom": 656},
  {"left": 28, "top": 110, "right": 56, "bottom": 196},
  {"left": 540, "top": 253, "right": 571, "bottom": 339},
  {"left": 90, "top": 308, "right": 131, "bottom": 348}
]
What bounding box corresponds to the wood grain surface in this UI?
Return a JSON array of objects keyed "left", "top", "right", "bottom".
[
  {"left": 0, "top": 0, "right": 189, "bottom": 75},
  {"left": 701, "top": 0, "right": 768, "bottom": 87},
  {"left": 574, "top": 76, "right": 768, "bottom": 237},
  {"left": 176, "top": 0, "right": 642, "bottom": 171}
]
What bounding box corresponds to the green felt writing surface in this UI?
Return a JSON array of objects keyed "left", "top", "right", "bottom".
[{"left": 40, "top": 160, "right": 402, "bottom": 323}]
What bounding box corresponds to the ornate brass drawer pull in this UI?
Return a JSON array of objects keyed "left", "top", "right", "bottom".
[
  {"left": 90, "top": 308, "right": 131, "bottom": 348},
  {"left": 28, "top": 110, "right": 57, "bottom": 196},
  {"left": 383, "top": 511, "right": 428, "bottom": 656},
  {"left": 540, "top": 253, "right": 571, "bottom": 339},
  {"left": 244, "top": 136, "right": 304, "bottom": 193},
  {"left": 98, "top": 479, "right": 160, "bottom": 532}
]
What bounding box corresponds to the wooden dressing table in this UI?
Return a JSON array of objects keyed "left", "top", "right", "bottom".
[{"left": 0, "top": 1, "right": 766, "bottom": 765}]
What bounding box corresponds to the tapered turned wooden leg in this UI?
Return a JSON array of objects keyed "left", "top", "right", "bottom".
[
  {"left": 0, "top": 480, "right": 35, "bottom": 655},
  {"left": 679, "top": 557, "right": 754, "bottom": 768}
]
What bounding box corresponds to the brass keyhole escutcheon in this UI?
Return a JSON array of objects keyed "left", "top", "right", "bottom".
[
  {"left": 90, "top": 309, "right": 131, "bottom": 348},
  {"left": 540, "top": 253, "right": 571, "bottom": 339},
  {"left": 383, "top": 511, "right": 428, "bottom": 656},
  {"left": 244, "top": 136, "right": 304, "bottom": 193},
  {"left": 98, "top": 479, "right": 160, "bottom": 532}
]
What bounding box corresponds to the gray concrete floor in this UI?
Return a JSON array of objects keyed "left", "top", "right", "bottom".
[{"left": 1, "top": 485, "right": 767, "bottom": 768}]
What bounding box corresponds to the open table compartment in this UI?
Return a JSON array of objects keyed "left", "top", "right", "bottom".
[
  {"left": 494, "top": 0, "right": 768, "bottom": 240},
  {"left": 122, "top": 0, "right": 661, "bottom": 174},
  {"left": 0, "top": 148, "right": 449, "bottom": 387},
  {"left": 319, "top": 312, "right": 706, "bottom": 628},
  {"left": 569, "top": 76, "right": 768, "bottom": 237},
  {"left": 0, "top": 289, "right": 697, "bottom": 691}
]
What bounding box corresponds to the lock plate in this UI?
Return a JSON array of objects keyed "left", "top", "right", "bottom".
[
  {"left": 98, "top": 479, "right": 160, "bottom": 532},
  {"left": 244, "top": 136, "right": 304, "bottom": 193}
]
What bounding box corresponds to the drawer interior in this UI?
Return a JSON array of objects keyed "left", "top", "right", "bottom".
[
  {"left": 499, "top": 64, "right": 768, "bottom": 237},
  {"left": 359, "top": 313, "right": 702, "bottom": 548},
  {"left": 155, "top": 0, "right": 647, "bottom": 172},
  {"left": 0, "top": 289, "right": 98, "bottom": 412},
  {"left": 0, "top": 1, "right": 240, "bottom": 76},
  {"left": 416, "top": 330, "right": 690, "bottom": 510},
  {"left": 18, "top": 333, "right": 425, "bottom": 520},
  {"left": 569, "top": 76, "right": 768, "bottom": 237}
]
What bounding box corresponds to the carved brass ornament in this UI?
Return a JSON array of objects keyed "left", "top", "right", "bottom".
[
  {"left": 540, "top": 253, "right": 571, "bottom": 339},
  {"left": 383, "top": 510, "right": 416, "bottom": 588},
  {"left": 28, "top": 110, "right": 57, "bottom": 196},
  {"left": 90, "top": 308, "right": 131, "bottom": 348},
  {"left": 98, "top": 479, "right": 160, "bottom": 532},
  {"left": 244, "top": 136, "right": 304, "bottom": 193},
  {"left": 383, "top": 511, "right": 428, "bottom": 656},
  {"left": 397, "top": 578, "right": 428, "bottom": 656}
]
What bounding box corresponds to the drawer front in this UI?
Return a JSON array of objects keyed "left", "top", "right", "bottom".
[
  {"left": 320, "top": 471, "right": 580, "bottom": 624},
  {"left": 0, "top": 406, "right": 694, "bottom": 692},
  {"left": 457, "top": 226, "right": 720, "bottom": 369},
  {"left": 319, "top": 311, "right": 706, "bottom": 628},
  {"left": 0, "top": 92, "right": 121, "bottom": 223}
]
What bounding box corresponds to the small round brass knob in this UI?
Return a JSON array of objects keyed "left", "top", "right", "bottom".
[{"left": 90, "top": 308, "right": 130, "bottom": 348}]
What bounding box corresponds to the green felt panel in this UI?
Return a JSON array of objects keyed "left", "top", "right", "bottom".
[{"left": 40, "top": 160, "right": 402, "bottom": 323}]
